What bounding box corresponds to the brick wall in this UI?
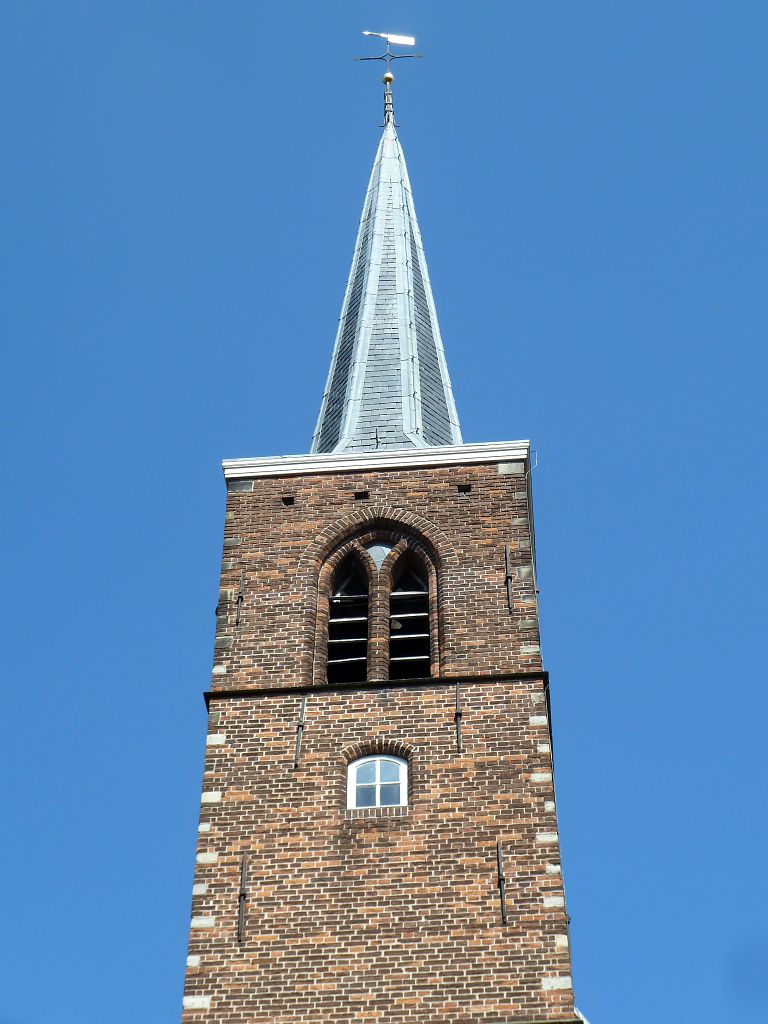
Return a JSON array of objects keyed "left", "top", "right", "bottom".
[
  {"left": 181, "top": 455, "right": 578, "bottom": 1023},
  {"left": 212, "top": 459, "right": 541, "bottom": 693}
]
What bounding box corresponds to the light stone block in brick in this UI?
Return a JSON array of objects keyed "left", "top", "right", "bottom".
[
  {"left": 536, "top": 832, "right": 559, "bottom": 844},
  {"left": 531, "top": 771, "right": 552, "bottom": 783},
  {"left": 544, "top": 895, "right": 565, "bottom": 909},
  {"left": 521, "top": 643, "right": 541, "bottom": 654},
  {"left": 187, "top": 954, "right": 201, "bottom": 967},
  {"left": 201, "top": 791, "right": 221, "bottom": 804},
  {"left": 183, "top": 995, "right": 212, "bottom": 1009},
  {"left": 211, "top": 665, "right": 227, "bottom": 675},
  {"left": 546, "top": 863, "right": 561, "bottom": 874},
  {"left": 198, "top": 823, "right": 211, "bottom": 833},
  {"left": 545, "top": 800, "right": 555, "bottom": 812},
  {"left": 190, "top": 916, "right": 215, "bottom": 929},
  {"left": 537, "top": 742, "right": 551, "bottom": 754},
  {"left": 192, "top": 883, "right": 207, "bottom": 895},
  {"left": 531, "top": 692, "right": 545, "bottom": 704},
  {"left": 498, "top": 461, "right": 525, "bottom": 475},
  {"left": 196, "top": 852, "right": 218, "bottom": 865},
  {"left": 529, "top": 715, "right": 548, "bottom": 727},
  {"left": 206, "top": 734, "right": 226, "bottom": 745},
  {"left": 555, "top": 935, "right": 569, "bottom": 949},
  {"left": 542, "top": 976, "right": 572, "bottom": 991}
]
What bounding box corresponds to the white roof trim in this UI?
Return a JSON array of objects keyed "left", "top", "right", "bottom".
[{"left": 223, "top": 440, "right": 530, "bottom": 480}]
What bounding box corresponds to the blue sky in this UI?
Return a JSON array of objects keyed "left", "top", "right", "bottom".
[{"left": 2, "top": 3, "right": 766, "bottom": 1022}]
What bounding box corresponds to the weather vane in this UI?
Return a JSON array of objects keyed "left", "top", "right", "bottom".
[{"left": 355, "top": 31, "right": 422, "bottom": 126}]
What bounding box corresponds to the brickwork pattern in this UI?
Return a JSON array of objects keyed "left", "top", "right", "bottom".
[
  {"left": 182, "top": 456, "right": 577, "bottom": 1023},
  {"left": 213, "top": 461, "right": 541, "bottom": 693},
  {"left": 183, "top": 679, "right": 575, "bottom": 1023}
]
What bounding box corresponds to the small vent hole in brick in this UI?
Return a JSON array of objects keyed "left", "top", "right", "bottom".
[
  {"left": 457, "top": 483, "right": 472, "bottom": 494},
  {"left": 354, "top": 490, "right": 370, "bottom": 501},
  {"left": 281, "top": 495, "right": 295, "bottom": 506}
]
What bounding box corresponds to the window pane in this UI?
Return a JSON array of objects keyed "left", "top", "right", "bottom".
[
  {"left": 356, "top": 785, "right": 376, "bottom": 807},
  {"left": 379, "top": 784, "right": 401, "bottom": 806},
  {"left": 365, "top": 542, "right": 393, "bottom": 569},
  {"left": 392, "top": 568, "right": 427, "bottom": 593},
  {"left": 356, "top": 762, "right": 375, "bottom": 785},
  {"left": 379, "top": 760, "right": 400, "bottom": 783}
]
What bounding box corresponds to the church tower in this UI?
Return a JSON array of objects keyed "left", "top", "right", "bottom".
[{"left": 182, "top": 47, "right": 580, "bottom": 1024}]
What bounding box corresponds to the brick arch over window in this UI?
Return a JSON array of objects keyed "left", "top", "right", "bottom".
[
  {"left": 297, "top": 508, "right": 457, "bottom": 686},
  {"left": 339, "top": 737, "right": 416, "bottom": 765},
  {"left": 337, "top": 738, "right": 418, "bottom": 808},
  {"left": 299, "top": 507, "right": 456, "bottom": 571}
]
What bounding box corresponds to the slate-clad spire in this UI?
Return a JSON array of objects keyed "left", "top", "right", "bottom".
[{"left": 311, "top": 78, "right": 462, "bottom": 453}]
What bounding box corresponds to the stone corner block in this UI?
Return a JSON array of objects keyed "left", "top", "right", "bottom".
[
  {"left": 542, "top": 975, "right": 572, "bottom": 991},
  {"left": 183, "top": 994, "right": 212, "bottom": 1009}
]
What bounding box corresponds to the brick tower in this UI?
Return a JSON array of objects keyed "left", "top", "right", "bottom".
[{"left": 182, "top": 52, "right": 581, "bottom": 1024}]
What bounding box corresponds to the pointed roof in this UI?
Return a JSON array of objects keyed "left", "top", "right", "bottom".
[{"left": 311, "top": 83, "right": 462, "bottom": 454}]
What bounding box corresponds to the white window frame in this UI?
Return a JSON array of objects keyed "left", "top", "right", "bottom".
[{"left": 346, "top": 755, "right": 408, "bottom": 810}]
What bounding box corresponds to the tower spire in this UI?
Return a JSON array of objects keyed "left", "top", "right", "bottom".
[{"left": 312, "top": 35, "right": 462, "bottom": 454}]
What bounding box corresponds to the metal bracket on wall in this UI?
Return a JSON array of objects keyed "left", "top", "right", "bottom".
[
  {"left": 454, "top": 680, "right": 463, "bottom": 753},
  {"left": 237, "top": 850, "right": 248, "bottom": 944},
  {"left": 235, "top": 572, "right": 245, "bottom": 626},
  {"left": 496, "top": 841, "right": 509, "bottom": 925},
  {"left": 293, "top": 696, "right": 307, "bottom": 769},
  {"left": 504, "top": 546, "right": 514, "bottom": 613}
]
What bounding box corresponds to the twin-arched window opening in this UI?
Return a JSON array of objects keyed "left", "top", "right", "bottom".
[
  {"left": 322, "top": 534, "right": 436, "bottom": 685},
  {"left": 347, "top": 755, "right": 408, "bottom": 809}
]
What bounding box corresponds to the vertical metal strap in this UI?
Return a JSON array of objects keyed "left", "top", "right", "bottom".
[
  {"left": 235, "top": 572, "right": 245, "bottom": 626},
  {"left": 496, "top": 840, "right": 508, "bottom": 925},
  {"left": 237, "top": 850, "right": 248, "bottom": 944},
  {"left": 293, "top": 696, "right": 307, "bottom": 769},
  {"left": 454, "top": 680, "right": 463, "bottom": 753},
  {"left": 504, "top": 546, "right": 514, "bottom": 612}
]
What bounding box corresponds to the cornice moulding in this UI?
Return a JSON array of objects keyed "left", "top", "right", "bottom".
[{"left": 222, "top": 440, "right": 531, "bottom": 480}]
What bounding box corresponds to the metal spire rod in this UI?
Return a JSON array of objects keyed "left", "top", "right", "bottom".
[{"left": 355, "top": 31, "right": 422, "bottom": 126}]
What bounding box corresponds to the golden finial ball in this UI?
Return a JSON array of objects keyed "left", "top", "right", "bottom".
[{"left": 382, "top": 71, "right": 395, "bottom": 85}]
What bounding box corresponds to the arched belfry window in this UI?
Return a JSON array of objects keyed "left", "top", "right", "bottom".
[
  {"left": 389, "top": 563, "right": 431, "bottom": 679},
  {"left": 327, "top": 559, "right": 369, "bottom": 685},
  {"left": 347, "top": 755, "right": 407, "bottom": 809},
  {"left": 319, "top": 532, "right": 437, "bottom": 685}
]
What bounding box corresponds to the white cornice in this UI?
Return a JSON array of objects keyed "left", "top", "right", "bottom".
[{"left": 222, "top": 440, "right": 530, "bottom": 480}]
